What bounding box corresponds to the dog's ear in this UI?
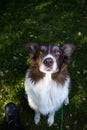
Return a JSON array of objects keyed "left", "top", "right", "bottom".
[
  {"left": 60, "top": 44, "right": 75, "bottom": 58},
  {"left": 24, "top": 43, "right": 39, "bottom": 58}
]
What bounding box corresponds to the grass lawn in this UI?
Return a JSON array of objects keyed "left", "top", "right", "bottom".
[{"left": 0, "top": 0, "right": 87, "bottom": 130}]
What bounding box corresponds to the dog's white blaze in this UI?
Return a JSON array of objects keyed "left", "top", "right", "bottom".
[
  {"left": 39, "top": 54, "right": 58, "bottom": 74},
  {"left": 25, "top": 70, "right": 70, "bottom": 115}
]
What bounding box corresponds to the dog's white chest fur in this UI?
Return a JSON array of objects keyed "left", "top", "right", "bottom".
[{"left": 25, "top": 70, "right": 70, "bottom": 115}]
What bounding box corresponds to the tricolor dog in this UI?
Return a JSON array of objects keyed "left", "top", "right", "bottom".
[{"left": 24, "top": 44, "right": 75, "bottom": 126}]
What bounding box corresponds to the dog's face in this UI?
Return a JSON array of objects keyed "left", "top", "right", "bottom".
[
  {"left": 39, "top": 45, "right": 61, "bottom": 73},
  {"left": 25, "top": 44, "right": 75, "bottom": 74}
]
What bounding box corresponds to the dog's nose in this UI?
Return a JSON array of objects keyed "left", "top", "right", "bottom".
[{"left": 43, "top": 58, "right": 53, "bottom": 67}]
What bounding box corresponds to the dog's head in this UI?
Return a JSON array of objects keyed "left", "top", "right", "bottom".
[{"left": 25, "top": 44, "right": 75, "bottom": 74}]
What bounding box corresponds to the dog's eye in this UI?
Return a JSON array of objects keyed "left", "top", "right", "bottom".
[
  {"left": 40, "top": 49, "right": 46, "bottom": 56},
  {"left": 52, "top": 46, "right": 61, "bottom": 56},
  {"left": 40, "top": 50, "right": 44, "bottom": 55},
  {"left": 40, "top": 46, "right": 47, "bottom": 55},
  {"left": 56, "top": 51, "right": 60, "bottom": 56},
  {"left": 53, "top": 50, "right": 60, "bottom": 56}
]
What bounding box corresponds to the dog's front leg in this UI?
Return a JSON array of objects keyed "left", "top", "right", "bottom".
[
  {"left": 47, "top": 111, "right": 55, "bottom": 126},
  {"left": 34, "top": 111, "right": 41, "bottom": 124}
]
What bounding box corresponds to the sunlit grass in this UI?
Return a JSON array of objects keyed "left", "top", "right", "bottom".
[{"left": 35, "top": 1, "right": 52, "bottom": 10}]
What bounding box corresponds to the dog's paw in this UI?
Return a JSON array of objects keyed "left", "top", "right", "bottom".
[
  {"left": 34, "top": 112, "right": 40, "bottom": 125},
  {"left": 64, "top": 97, "right": 69, "bottom": 106},
  {"left": 47, "top": 116, "right": 54, "bottom": 126}
]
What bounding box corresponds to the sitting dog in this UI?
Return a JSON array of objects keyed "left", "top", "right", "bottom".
[{"left": 24, "top": 43, "right": 75, "bottom": 126}]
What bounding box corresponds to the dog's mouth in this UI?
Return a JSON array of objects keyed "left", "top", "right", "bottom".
[
  {"left": 45, "top": 67, "right": 53, "bottom": 71},
  {"left": 39, "top": 65, "right": 58, "bottom": 73}
]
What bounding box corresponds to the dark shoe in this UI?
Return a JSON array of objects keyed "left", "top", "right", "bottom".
[{"left": 5, "top": 102, "right": 23, "bottom": 130}]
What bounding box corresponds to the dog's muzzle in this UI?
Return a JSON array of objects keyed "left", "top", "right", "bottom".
[{"left": 43, "top": 58, "right": 54, "bottom": 67}]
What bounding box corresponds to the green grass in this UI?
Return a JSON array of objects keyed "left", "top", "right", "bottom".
[{"left": 0, "top": 0, "right": 87, "bottom": 130}]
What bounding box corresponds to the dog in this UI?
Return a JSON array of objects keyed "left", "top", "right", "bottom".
[{"left": 24, "top": 43, "right": 75, "bottom": 126}]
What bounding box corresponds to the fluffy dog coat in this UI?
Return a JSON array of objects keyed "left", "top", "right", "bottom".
[{"left": 24, "top": 44, "right": 75, "bottom": 126}]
